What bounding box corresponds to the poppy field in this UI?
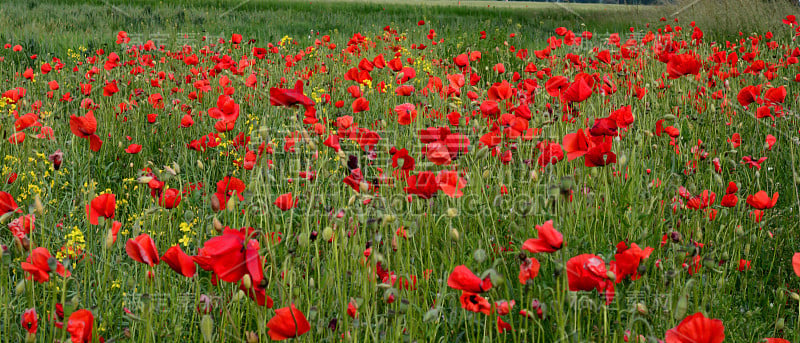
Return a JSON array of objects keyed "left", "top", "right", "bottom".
[{"left": 1, "top": 0, "right": 800, "bottom": 342}]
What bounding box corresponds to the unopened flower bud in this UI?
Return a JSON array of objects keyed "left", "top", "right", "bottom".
[
  {"left": 446, "top": 208, "right": 458, "bottom": 218},
  {"left": 33, "top": 194, "right": 44, "bottom": 215},
  {"left": 212, "top": 217, "right": 223, "bottom": 233},
  {"left": 200, "top": 314, "right": 214, "bottom": 342},
  {"left": 449, "top": 228, "right": 460, "bottom": 242},
  {"left": 246, "top": 331, "right": 258, "bottom": 343},
  {"left": 242, "top": 274, "right": 252, "bottom": 290}
]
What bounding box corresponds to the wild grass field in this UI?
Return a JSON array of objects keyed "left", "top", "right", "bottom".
[{"left": 1, "top": 0, "right": 799, "bottom": 342}]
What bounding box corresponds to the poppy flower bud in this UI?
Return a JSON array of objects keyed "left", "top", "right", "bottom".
[
  {"left": 33, "top": 194, "right": 43, "bottom": 215},
  {"left": 348, "top": 195, "right": 357, "bottom": 206},
  {"left": 16, "top": 279, "right": 27, "bottom": 295},
  {"left": 449, "top": 228, "right": 460, "bottom": 242},
  {"left": 246, "top": 331, "right": 258, "bottom": 343},
  {"left": 670, "top": 231, "right": 682, "bottom": 243},
  {"left": 197, "top": 295, "right": 213, "bottom": 314},
  {"left": 473, "top": 249, "right": 486, "bottom": 263},
  {"left": 137, "top": 175, "right": 153, "bottom": 184},
  {"left": 476, "top": 146, "right": 490, "bottom": 160},
  {"left": 14, "top": 235, "right": 30, "bottom": 252},
  {"left": 673, "top": 294, "right": 688, "bottom": 320},
  {"left": 242, "top": 274, "right": 252, "bottom": 290},
  {"left": 790, "top": 292, "right": 800, "bottom": 301},
  {"left": 606, "top": 270, "right": 616, "bottom": 281},
  {"left": 322, "top": 227, "right": 333, "bottom": 241},
  {"left": 47, "top": 257, "right": 59, "bottom": 273},
  {"left": 359, "top": 182, "right": 370, "bottom": 192},
  {"left": 172, "top": 162, "right": 181, "bottom": 174},
  {"left": 309, "top": 277, "right": 315, "bottom": 289},
  {"left": 197, "top": 160, "right": 204, "bottom": 170},
  {"left": 0, "top": 212, "right": 13, "bottom": 224},
  {"left": 212, "top": 217, "right": 223, "bottom": 232},
  {"left": 776, "top": 317, "right": 785, "bottom": 330},
  {"left": 735, "top": 225, "right": 745, "bottom": 236},
  {"left": 200, "top": 314, "right": 214, "bottom": 343},
  {"left": 446, "top": 208, "right": 458, "bottom": 218},
  {"left": 164, "top": 166, "right": 177, "bottom": 176},
  {"left": 226, "top": 196, "right": 236, "bottom": 212},
  {"left": 636, "top": 302, "right": 648, "bottom": 315},
  {"left": 24, "top": 332, "right": 36, "bottom": 343}
]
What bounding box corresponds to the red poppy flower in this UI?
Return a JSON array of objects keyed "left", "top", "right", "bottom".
[
  {"left": 158, "top": 188, "right": 182, "bottom": 209},
  {"left": 66, "top": 309, "right": 94, "bottom": 343},
  {"left": 270, "top": 80, "right": 313, "bottom": 107},
  {"left": 208, "top": 94, "right": 240, "bottom": 133},
  {"left": 48, "top": 150, "right": 63, "bottom": 170},
  {"left": 21, "top": 308, "right": 37, "bottom": 334},
  {"left": 69, "top": 111, "right": 103, "bottom": 152},
  {"left": 21, "top": 247, "right": 70, "bottom": 283},
  {"left": 124, "top": 144, "right": 142, "bottom": 154},
  {"left": 125, "top": 233, "right": 160, "bottom": 267},
  {"left": 459, "top": 292, "right": 492, "bottom": 315},
  {"left": 86, "top": 193, "right": 116, "bottom": 225},
  {"left": 720, "top": 194, "right": 738, "bottom": 207},
  {"left": 563, "top": 129, "right": 590, "bottom": 161},
  {"left": 352, "top": 97, "right": 370, "bottom": 113},
  {"left": 162, "top": 245, "right": 196, "bottom": 277},
  {"left": 522, "top": 220, "right": 563, "bottom": 253},
  {"left": 497, "top": 317, "right": 512, "bottom": 333},
  {"left": 274, "top": 193, "right": 297, "bottom": 211},
  {"left": 519, "top": 257, "right": 540, "bottom": 284},
  {"left": 746, "top": 191, "right": 778, "bottom": 210},
  {"left": 792, "top": 253, "right": 800, "bottom": 277},
  {"left": 0, "top": 191, "right": 21, "bottom": 214},
  {"left": 196, "top": 227, "right": 263, "bottom": 284},
  {"left": 447, "top": 265, "right": 492, "bottom": 293},
  {"left": 537, "top": 142, "right": 565, "bottom": 167},
  {"left": 666, "top": 53, "right": 701, "bottom": 79},
  {"left": 561, "top": 77, "right": 593, "bottom": 103},
  {"left": 610, "top": 241, "right": 653, "bottom": 282},
  {"left": 8, "top": 214, "right": 35, "bottom": 240},
  {"left": 664, "top": 312, "right": 724, "bottom": 343},
  {"left": 737, "top": 85, "right": 762, "bottom": 107},
  {"left": 566, "top": 254, "right": 614, "bottom": 304},
  {"left": 267, "top": 304, "right": 310, "bottom": 341},
  {"left": 436, "top": 170, "right": 466, "bottom": 198},
  {"left": 404, "top": 171, "right": 439, "bottom": 199},
  {"left": 584, "top": 142, "right": 617, "bottom": 167}
]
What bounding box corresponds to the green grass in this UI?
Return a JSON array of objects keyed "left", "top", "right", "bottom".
[{"left": 0, "top": 0, "right": 799, "bottom": 342}]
